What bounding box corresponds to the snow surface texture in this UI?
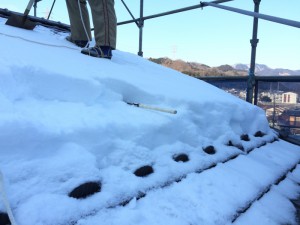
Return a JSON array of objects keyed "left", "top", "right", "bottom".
[{"left": 0, "top": 17, "right": 300, "bottom": 225}]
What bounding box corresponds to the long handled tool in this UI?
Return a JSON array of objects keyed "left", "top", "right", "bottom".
[
  {"left": 5, "top": 0, "right": 37, "bottom": 30},
  {"left": 127, "top": 102, "right": 177, "bottom": 114},
  {"left": 0, "top": 171, "right": 17, "bottom": 225}
]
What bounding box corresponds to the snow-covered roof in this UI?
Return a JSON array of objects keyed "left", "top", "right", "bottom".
[{"left": 0, "top": 16, "right": 300, "bottom": 225}]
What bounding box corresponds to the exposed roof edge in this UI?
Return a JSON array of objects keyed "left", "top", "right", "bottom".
[
  {"left": 274, "top": 127, "right": 300, "bottom": 146},
  {"left": 280, "top": 136, "right": 300, "bottom": 146},
  {"left": 0, "top": 8, "right": 70, "bottom": 33}
]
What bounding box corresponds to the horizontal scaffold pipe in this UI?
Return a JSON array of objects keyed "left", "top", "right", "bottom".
[
  {"left": 255, "top": 75, "right": 300, "bottom": 82},
  {"left": 200, "top": 2, "right": 300, "bottom": 29},
  {"left": 198, "top": 75, "right": 300, "bottom": 82},
  {"left": 117, "top": 0, "right": 233, "bottom": 26}
]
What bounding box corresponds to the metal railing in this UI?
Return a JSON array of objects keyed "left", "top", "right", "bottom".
[
  {"left": 198, "top": 75, "right": 300, "bottom": 145},
  {"left": 198, "top": 75, "right": 300, "bottom": 103}
]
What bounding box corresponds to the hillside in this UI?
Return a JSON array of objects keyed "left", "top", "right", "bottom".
[
  {"left": 1, "top": 15, "right": 300, "bottom": 225},
  {"left": 149, "top": 58, "right": 300, "bottom": 77},
  {"left": 233, "top": 64, "right": 300, "bottom": 76},
  {"left": 149, "top": 57, "right": 247, "bottom": 77}
]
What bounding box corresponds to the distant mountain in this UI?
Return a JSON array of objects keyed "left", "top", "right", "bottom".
[
  {"left": 148, "top": 58, "right": 300, "bottom": 95},
  {"left": 233, "top": 63, "right": 300, "bottom": 76},
  {"left": 148, "top": 58, "right": 300, "bottom": 77},
  {"left": 233, "top": 64, "right": 249, "bottom": 71},
  {"left": 148, "top": 58, "right": 247, "bottom": 77}
]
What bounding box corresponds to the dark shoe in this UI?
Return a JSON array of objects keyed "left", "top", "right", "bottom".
[
  {"left": 66, "top": 36, "right": 89, "bottom": 48},
  {"left": 81, "top": 46, "right": 112, "bottom": 59}
]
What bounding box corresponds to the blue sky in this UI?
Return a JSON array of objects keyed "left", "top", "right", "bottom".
[{"left": 2, "top": 0, "right": 300, "bottom": 70}]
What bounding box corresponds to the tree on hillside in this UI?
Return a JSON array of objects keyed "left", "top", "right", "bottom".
[{"left": 260, "top": 95, "right": 272, "bottom": 102}]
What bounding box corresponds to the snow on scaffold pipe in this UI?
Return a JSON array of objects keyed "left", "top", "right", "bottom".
[
  {"left": 200, "top": 1, "right": 300, "bottom": 29},
  {"left": 127, "top": 102, "right": 177, "bottom": 114},
  {"left": 0, "top": 170, "right": 17, "bottom": 225}
]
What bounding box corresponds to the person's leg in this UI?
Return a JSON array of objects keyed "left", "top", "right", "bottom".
[
  {"left": 87, "top": 0, "right": 117, "bottom": 49},
  {"left": 66, "top": 0, "right": 92, "bottom": 41}
]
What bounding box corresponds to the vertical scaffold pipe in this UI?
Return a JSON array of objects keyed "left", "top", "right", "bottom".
[
  {"left": 246, "top": 0, "right": 261, "bottom": 103},
  {"left": 138, "top": 0, "right": 144, "bottom": 57}
]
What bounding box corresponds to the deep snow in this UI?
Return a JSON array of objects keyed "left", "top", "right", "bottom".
[{"left": 0, "top": 17, "right": 300, "bottom": 225}]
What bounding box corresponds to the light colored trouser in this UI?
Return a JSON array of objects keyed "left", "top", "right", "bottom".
[{"left": 66, "top": 0, "right": 117, "bottom": 49}]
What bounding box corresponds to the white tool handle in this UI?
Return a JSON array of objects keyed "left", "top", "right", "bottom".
[
  {"left": 138, "top": 103, "right": 177, "bottom": 114},
  {"left": 0, "top": 170, "right": 17, "bottom": 225}
]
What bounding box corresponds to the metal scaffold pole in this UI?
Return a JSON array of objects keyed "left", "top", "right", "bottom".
[
  {"left": 33, "top": 0, "right": 39, "bottom": 17},
  {"left": 138, "top": 0, "right": 144, "bottom": 57},
  {"left": 47, "top": 0, "right": 56, "bottom": 20},
  {"left": 246, "top": 0, "right": 261, "bottom": 104}
]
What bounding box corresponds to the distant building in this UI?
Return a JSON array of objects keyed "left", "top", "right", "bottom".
[
  {"left": 281, "top": 92, "right": 298, "bottom": 104},
  {"left": 239, "top": 91, "right": 246, "bottom": 99},
  {"left": 265, "top": 107, "right": 286, "bottom": 117},
  {"left": 278, "top": 107, "right": 300, "bottom": 127}
]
